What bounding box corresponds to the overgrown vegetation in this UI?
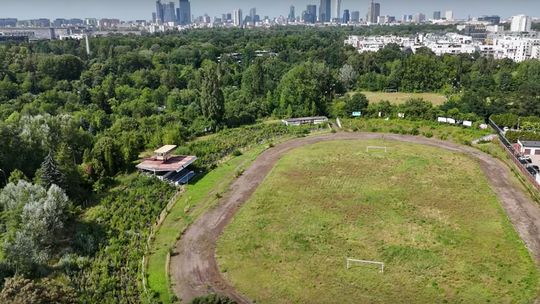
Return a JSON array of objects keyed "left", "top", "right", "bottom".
[{"left": 342, "top": 118, "right": 490, "bottom": 145}]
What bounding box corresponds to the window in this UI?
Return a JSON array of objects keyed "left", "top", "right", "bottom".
[
  {"left": 525, "top": 149, "right": 531, "bottom": 155},
  {"left": 535, "top": 150, "right": 540, "bottom": 155}
]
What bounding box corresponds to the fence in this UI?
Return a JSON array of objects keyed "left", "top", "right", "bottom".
[{"left": 488, "top": 118, "right": 540, "bottom": 193}]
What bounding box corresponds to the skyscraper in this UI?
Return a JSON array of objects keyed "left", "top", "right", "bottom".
[
  {"left": 234, "top": 9, "right": 243, "bottom": 27},
  {"left": 319, "top": 0, "right": 331, "bottom": 23},
  {"left": 413, "top": 13, "right": 426, "bottom": 23},
  {"left": 332, "top": 0, "right": 342, "bottom": 20},
  {"left": 342, "top": 9, "right": 350, "bottom": 23},
  {"left": 249, "top": 8, "right": 257, "bottom": 24},
  {"left": 155, "top": 0, "right": 165, "bottom": 24},
  {"left": 511, "top": 15, "right": 532, "bottom": 32},
  {"left": 433, "top": 11, "right": 441, "bottom": 20},
  {"left": 445, "top": 10, "right": 454, "bottom": 21},
  {"left": 304, "top": 5, "right": 317, "bottom": 24},
  {"left": 163, "top": 2, "right": 176, "bottom": 23},
  {"left": 367, "top": 0, "right": 380, "bottom": 24},
  {"left": 178, "top": 0, "right": 191, "bottom": 25},
  {"left": 351, "top": 11, "right": 360, "bottom": 23},
  {"left": 289, "top": 5, "right": 296, "bottom": 22}
]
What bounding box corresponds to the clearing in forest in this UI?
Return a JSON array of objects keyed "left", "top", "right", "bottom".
[{"left": 217, "top": 140, "right": 538, "bottom": 303}]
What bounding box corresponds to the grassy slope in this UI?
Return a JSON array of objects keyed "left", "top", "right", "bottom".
[
  {"left": 217, "top": 140, "right": 539, "bottom": 303},
  {"left": 361, "top": 91, "right": 447, "bottom": 106},
  {"left": 342, "top": 118, "right": 491, "bottom": 145},
  {"left": 146, "top": 146, "right": 267, "bottom": 303}
]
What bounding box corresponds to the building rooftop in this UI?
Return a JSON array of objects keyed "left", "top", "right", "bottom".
[
  {"left": 136, "top": 155, "right": 197, "bottom": 172},
  {"left": 519, "top": 140, "right": 540, "bottom": 148},
  {"left": 154, "top": 145, "right": 177, "bottom": 154}
]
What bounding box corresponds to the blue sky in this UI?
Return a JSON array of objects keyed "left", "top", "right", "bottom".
[{"left": 1, "top": 0, "right": 539, "bottom": 20}]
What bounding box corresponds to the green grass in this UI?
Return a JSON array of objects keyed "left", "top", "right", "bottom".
[
  {"left": 361, "top": 91, "right": 447, "bottom": 105},
  {"left": 146, "top": 145, "right": 267, "bottom": 303},
  {"left": 217, "top": 140, "right": 539, "bottom": 303}
]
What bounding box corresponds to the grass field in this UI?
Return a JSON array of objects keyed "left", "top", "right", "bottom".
[
  {"left": 146, "top": 146, "right": 266, "bottom": 303},
  {"left": 360, "top": 91, "right": 447, "bottom": 106},
  {"left": 217, "top": 140, "right": 539, "bottom": 303}
]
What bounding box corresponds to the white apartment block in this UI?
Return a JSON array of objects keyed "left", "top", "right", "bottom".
[
  {"left": 511, "top": 15, "right": 532, "bottom": 32},
  {"left": 345, "top": 33, "right": 540, "bottom": 62},
  {"left": 492, "top": 36, "right": 540, "bottom": 62}
]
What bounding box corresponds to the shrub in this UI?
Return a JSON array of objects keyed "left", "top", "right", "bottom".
[
  {"left": 422, "top": 131, "right": 433, "bottom": 138},
  {"left": 190, "top": 294, "right": 236, "bottom": 304}
]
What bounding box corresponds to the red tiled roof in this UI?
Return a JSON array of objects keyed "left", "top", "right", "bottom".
[{"left": 136, "top": 155, "right": 197, "bottom": 172}]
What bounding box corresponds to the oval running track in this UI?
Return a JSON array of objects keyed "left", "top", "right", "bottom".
[{"left": 170, "top": 132, "right": 540, "bottom": 303}]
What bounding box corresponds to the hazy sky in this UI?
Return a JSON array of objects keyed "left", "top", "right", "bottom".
[{"left": 1, "top": 0, "right": 539, "bottom": 20}]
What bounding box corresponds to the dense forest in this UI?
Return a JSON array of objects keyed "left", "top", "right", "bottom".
[{"left": 0, "top": 25, "right": 540, "bottom": 303}]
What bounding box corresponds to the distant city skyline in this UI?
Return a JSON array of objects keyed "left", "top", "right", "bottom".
[{"left": 2, "top": 0, "right": 540, "bottom": 20}]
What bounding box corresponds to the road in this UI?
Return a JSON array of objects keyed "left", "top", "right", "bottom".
[{"left": 170, "top": 132, "right": 540, "bottom": 303}]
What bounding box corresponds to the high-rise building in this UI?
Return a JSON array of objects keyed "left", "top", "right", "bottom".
[
  {"left": 433, "top": 11, "right": 441, "bottom": 20},
  {"left": 178, "top": 0, "right": 191, "bottom": 25},
  {"left": 234, "top": 9, "right": 243, "bottom": 27},
  {"left": 511, "top": 15, "right": 532, "bottom": 32},
  {"left": 413, "top": 13, "right": 426, "bottom": 23},
  {"left": 367, "top": 0, "right": 381, "bottom": 24},
  {"left": 155, "top": 0, "right": 165, "bottom": 24},
  {"left": 0, "top": 18, "right": 17, "bottom": 27},
  {"left": 319, "top": 0, "right": 331, "bottom": 23},
  {"left": 332, "top": 0, "right": 342, "bottom": 20},
  {"left": 342, "top": 9, "right": 350, "bottom": 23},
  {"left": 163, "top": 2, "right": 176, "bottom": 23},
  {"left": 289, "top": 6, "right": 296, "bottom": 22},
  {"left": 249, "top": 8, "right": 257, "bottom": 24},
  {"left": 478, "top": 15, "right": 500, "bottom": 25},
  {"left": 351, "top": 11, "right": 360, "bottom": 23},
  {"left": 445, "top": 10, "right": 454, "bottom": 21},
  {"left": 304, "top": 5, "right": 317, "bottom": 24}
]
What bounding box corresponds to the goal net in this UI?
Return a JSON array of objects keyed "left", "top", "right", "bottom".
[{"left": 346, "top": 258, "right": 384, "bottom": 273}]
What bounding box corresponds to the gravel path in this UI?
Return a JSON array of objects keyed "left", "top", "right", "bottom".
[{"left": 170, "top": 132, "right": 540, "bottom": 303}]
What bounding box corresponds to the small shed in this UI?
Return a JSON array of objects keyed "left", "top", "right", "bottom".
[{"left": 282, "top": 116, "right": 328, "bottom": 126}]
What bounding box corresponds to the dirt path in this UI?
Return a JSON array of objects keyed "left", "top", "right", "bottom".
[{"left": 170, "top": 132, "right": 540, "bottom": 303}]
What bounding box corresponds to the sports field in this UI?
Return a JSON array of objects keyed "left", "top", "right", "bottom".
[
  {"left": 216, "top": 140, "right": 538, "bottom": 303},
  {"left": 361, "top": 91, "right": 447, "bottom": 105}
]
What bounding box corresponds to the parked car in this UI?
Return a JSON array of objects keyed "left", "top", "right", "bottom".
[
  {"left": 519, "top": 157, "right": 533, "bottom": 165},
  {"left": 526, "top": 164, "right": 540, "bottom": 171},
  {"left": 527, "top": 167, "right": 537, "bottom": 175}
]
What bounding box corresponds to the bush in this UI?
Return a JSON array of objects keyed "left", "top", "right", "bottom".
[
  {"left": 191, "top": 294, "right": 236, "bottom": 304},
  {"left": 422, "top": 131, "right": 433, "bottom": 138}
]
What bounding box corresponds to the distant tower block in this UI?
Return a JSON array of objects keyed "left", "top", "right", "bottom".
[{"left": 85, "top": 34, "right": 91, "bottom": 55}]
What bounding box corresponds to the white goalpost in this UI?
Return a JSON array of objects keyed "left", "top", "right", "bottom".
[
  {"left": 346, "top": 258, "right": 385, "bottom": 273},
  {"left": 366, "top": 146, "right": 388, "bottom": 153}
]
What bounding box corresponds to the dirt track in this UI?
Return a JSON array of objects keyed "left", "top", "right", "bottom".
[{"left": 170, "top": 132, "right": 540, "bottom": 303}]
